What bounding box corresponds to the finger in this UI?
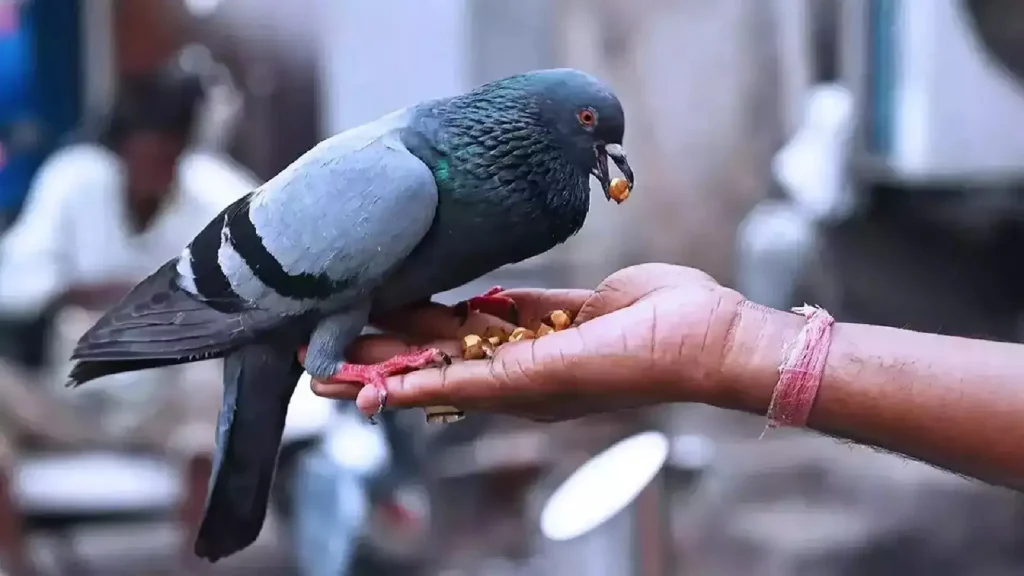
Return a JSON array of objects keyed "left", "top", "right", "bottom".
[
  {"left": 344, "top": 334, "right": 462, "bottom": 365},
  {"left": 371, "top": 302, "right": 516, "bottom": 342},
  {"left": 497, "top": 289, "right": 594, "bottom": 326},
  {"left": 574, "top": 279, "right": 651, "bottom": 323},
  {"left": 310, "top": 380, "right": 362, "bottom": 400},
  {"left": 368, "top": 328, "right": 588, "bottom": 410},
  {"left": 343, "top": 334, "right": 416, "bottom": 364},
  {"left": 575, "top": 264, "right": 719, "bottom": 323},
  {"left": 309, "top": 333, "right": 464, "bottom": 404},
  {"left": 360, "top": 358, "right": 499, "bottom": 410},
  {"left": 371, "top": 289, "right": 595, "bottom": 342}
]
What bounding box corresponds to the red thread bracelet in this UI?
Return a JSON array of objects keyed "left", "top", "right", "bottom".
[{"left": 764, "top": 304, "right": 835, "bottom": 431}]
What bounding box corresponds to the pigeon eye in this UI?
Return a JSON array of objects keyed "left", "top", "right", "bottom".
[{"left": 578, "top": 108, "right": 597, "bottom": 128}]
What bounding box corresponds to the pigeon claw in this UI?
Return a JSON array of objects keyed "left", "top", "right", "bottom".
[
  {"left": 454, "top": 286, "right": 519, "bottom": 326},
  {"left": 373, "top": 387, "right": 387, "bottom": 425},
  {"left": 329, "top": 348, "right": 451, "bottom": 422}
]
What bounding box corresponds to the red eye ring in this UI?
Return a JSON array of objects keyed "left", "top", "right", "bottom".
[{"left": 578, "top": 108, "right": 597, "bottom": 127}]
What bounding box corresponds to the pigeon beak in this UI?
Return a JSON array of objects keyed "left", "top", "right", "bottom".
[
  {"left": 594, "top": 143, "right": 634, "bottom": 202},
  {"left": 606, "top": 143, "right": 634, "bottom": 187}
]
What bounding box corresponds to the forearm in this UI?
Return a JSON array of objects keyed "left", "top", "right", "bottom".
[{"left": 717, "top": 304, "right": 1024, "bottom": 490}]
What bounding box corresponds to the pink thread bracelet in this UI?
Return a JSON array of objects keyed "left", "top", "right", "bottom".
[{"left": 764, "top": 304, "right": 835, "bottom": 431}]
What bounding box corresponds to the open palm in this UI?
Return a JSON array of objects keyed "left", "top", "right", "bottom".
[{"left": 309, "top": 264, "right": 745, "bottom": 421}]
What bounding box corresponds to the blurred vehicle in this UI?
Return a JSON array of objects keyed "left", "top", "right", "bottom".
[{"left": 738, "top": 0, "right": 1024, "bottom": 343}]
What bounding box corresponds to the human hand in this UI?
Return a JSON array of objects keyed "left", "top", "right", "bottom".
[{"left": 309, "top": 264, "right": 748, "bottom": 421}]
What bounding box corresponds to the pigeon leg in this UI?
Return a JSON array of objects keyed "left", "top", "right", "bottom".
[
  {"left": 304, "top": 349, "right": 452, "bottom": 420},
  {"left": 454, "top": 285, "right": 519, "bottom": 325},
  {"left": 302, "top": 312, "right": 452, "bottom": 420}
]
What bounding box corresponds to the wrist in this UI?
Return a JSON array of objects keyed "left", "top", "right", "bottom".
[{"left": 707, "top": 300, "right": 806, "bottom": 414}]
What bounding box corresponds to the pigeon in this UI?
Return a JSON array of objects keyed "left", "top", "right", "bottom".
[{"left": 65, "top": 68, "right": 635, "bottom": 562}]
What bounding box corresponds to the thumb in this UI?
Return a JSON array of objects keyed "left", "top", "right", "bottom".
[
  {"left": 498, "top": 288, "right": 593, "bottom": 326},
  {"left": 576, "top": 264, "right": 717, "bottom": 323}
]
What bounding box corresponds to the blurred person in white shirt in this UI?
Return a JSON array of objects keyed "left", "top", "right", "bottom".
[{"left": 0, "top": 61, "right": 258, "bottom": 573}]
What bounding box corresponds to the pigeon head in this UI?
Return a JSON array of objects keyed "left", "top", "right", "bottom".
[
  {"left": 519, "top": 69, "right": 634, "bottom": 201},
  {"left": 438, "top": 68, "right": 634, "bottom": 203}
]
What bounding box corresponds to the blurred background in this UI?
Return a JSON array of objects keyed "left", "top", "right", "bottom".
[{"left": 2, "top": 0, "right": 1024, "bottom": 574}]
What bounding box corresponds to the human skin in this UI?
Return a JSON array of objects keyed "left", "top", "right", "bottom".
[{"left": 308, "top": 263, "right": 1024, "bottom": 490}]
